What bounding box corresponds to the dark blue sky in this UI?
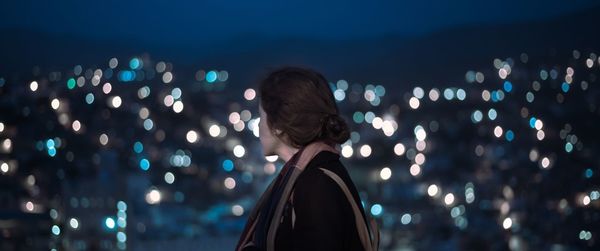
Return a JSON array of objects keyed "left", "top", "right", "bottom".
[{"left": 1, "top": 0, "right": 598, "bottom": 44}]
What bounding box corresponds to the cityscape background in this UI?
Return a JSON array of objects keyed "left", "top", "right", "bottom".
[{"left": 1, "top": 1, "right": 599, "bottom": 250}]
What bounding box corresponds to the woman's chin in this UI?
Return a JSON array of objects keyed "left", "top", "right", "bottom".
[
  {"left": 263, "top": 150, "right": 275, "bottom": 157},
  {"left": 260, "top": 146, "right": 272, "bottom": 157}
]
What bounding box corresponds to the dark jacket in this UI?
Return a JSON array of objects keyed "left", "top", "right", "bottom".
[{"left": 273, "top": 150, "right": 368, "bottom": 251}]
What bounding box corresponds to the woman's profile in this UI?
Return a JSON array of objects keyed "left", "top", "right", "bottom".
[{"left": 236, "top": 66, "right": 379, "bottom": 251}]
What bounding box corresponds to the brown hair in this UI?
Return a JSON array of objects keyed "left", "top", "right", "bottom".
[{"left": 259, "top": 66, "right": 350, "bottom": 148}]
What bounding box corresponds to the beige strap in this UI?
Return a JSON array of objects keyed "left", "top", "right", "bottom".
[
  {"left": 320, "top": 168, "right": 379, "bottom": 251},
  {"left": 295, "top": 143, "right": 339, "bottom": 171}
]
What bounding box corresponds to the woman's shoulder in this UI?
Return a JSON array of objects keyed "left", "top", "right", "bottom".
[
  {"left": 295, "top": 163, "right": 344, "bottom": 196},
  {"left": 294, "top": 150, "right": 368, "bottom": 218},
  {"left": 293, "top": 151, "right": 355, "bottom": 205},
  {"left": 297, "top": 151, "right": 345, "bottom": 184},
  {"left": 302, "top": 150, "right": 345, "bottom": 173}
]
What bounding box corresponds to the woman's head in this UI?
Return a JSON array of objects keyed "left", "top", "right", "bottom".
[{"left": 258, "top": 66, "right": 350, "bottom": 156}]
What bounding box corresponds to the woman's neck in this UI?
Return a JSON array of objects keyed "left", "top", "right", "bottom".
[{"left": 277, "top": 145, "right": 300, "bottom": 162}]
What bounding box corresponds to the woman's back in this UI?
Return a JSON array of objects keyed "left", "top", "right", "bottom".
[{"left": 274, "top": 150, "right": 367, "bottom": 251}]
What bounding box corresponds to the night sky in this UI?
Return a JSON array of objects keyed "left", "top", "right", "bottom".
[
  {"left": 1, "top": 0, "right": 599, "bottom": 86},
  {"left": 1, "top": 0, "right": 598, "bottom": 44}
]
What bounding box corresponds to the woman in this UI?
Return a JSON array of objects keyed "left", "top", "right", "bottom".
[{"left": 236, "top": 66, "right": 379, "bottom": 251}]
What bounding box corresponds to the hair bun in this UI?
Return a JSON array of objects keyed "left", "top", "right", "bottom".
[
  {"left": 322, "top": 114, "right": 350, "bottom": 144},
  {"left": 324, "top": 114, "right": 343, "bottom": 133}
]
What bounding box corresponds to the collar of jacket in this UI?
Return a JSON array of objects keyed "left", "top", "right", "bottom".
[{"left": 303, "top": 150, "right": 341, "bottom": 171}]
